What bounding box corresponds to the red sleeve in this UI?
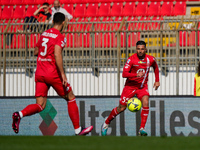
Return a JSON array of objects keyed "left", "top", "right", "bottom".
[
  {"left": 55, "top": 35, "right": 66, "bottom": 49},
  {"left": 122, "top": 58, "right": 137, "bottom": 78},
  {"left": 194, "top": 77, "right": 196, "bottom": 96},
  {"left": 152, "top": 57, "right": 159, "bottom": 82}
]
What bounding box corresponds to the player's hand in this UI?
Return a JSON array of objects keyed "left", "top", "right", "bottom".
[
  {"left": 61, "top": 73, "right": 68, "bottom": 87},
  {"left": 137, "top": 71, "right": 144, "bottom": 77},
  {"left": 153, "top": 82, "right": 160, "bottom": 90}
]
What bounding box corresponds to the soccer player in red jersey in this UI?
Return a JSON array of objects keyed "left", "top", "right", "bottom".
[
  {"left": 101, "top": 41, "right": 160, "bottom": 136},
  {"left": 12, "top": 12, "right": 93, "bottom": 135}
]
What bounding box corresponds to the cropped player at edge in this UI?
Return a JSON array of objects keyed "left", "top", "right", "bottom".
[
  {"left": 12, "top": 12, "right": 93, "bottom": 136},
  {"left": 101, "top": 41, "right": 160, "bottom": 136}
]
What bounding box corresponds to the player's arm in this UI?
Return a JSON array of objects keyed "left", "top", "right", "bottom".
[
  {"left": 34, "top": 46, "right": 39, "bottom": 56},
  {"left": 122, "top": 58, "right": 137, "bottom": 78},
  {"left": 54, "top": 45, "right": 67, "bottom": 87},
  {"left": 152, "top": 58, "right": 160, "bottom": 90}
]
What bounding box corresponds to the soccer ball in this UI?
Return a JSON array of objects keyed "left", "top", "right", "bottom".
[{"left": 127, "top": 97, "right": 142, "bottom": 112}]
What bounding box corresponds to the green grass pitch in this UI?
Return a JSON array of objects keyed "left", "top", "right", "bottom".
[{"left": 0, "top": 136, "right": 200, "bottom": 150}]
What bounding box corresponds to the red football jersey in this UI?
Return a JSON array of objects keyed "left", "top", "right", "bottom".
[
  {"left": 35, "top": 28, "right": 66, "bottom": 77},
  {"left": 122, "top": 53, "right": 159, "bottom": 88}
]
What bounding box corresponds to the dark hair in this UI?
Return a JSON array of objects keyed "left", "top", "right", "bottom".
[
  {"left": 198, "top": 61, "right": 200, "bottom": 76},
  {"left": 136, "top": 40, "right": 146, "bottom": 48},
  {"left": 53, "top": 12, "right": 65, "bottom": 25},
  {"left": 43, "top": 2, "right": 49, "bottom": 6}
]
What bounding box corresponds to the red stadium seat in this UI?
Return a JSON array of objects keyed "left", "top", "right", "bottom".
[
  {"left": 12, "top": 34, "right": 26, "bottom": 48},
  {"left": 13, "top": 5, "right": 26, "bottom": 19},
  {"left": 179, "top": 31, "right": 188, "bottom": 47},
  {"left": 47, "top": 0, "right": 55, "bottom": 4},
  {"left": 148, "top": 2, "right": 161, "bottom": 16},
  {"left": 173, "top": 2, "right": 186, "bottom": 16},
  {"left": 14, "top": 20, "right": 24, "bottom": 31},
  {"left": 111, "top": 0, "right": 125, "bottom": 2},
  {"left": 71, "top": 0, "right": 85, "bottom": 4},
  {"left": 12, "top": 0, "right": 24, "bottom": 5},
  {"left": 94, "top": 17, "right": 111, "bottom": 47},
  {"left": 1, "top": 6, "right": 13, "bottom": 19},
  {"left": 63, "top": 4, "right": 74, "bottom": 16},
  {"left": 85, "top": 3, "right": 98, "bottom": 17},
  {"left": 74, "top": 4, "right": 86, "bottom": 18},
  {"left": 138, "top": 16, "right": 149, "bottom": 30},
  {"left": 110, "top": 2, "right": 123, "bottom": 17},
  {"left": 35, "top": 0, "right": 47, "bottom": 5},
  {"left": 149, "top": 16, "right": 163, "bottom": 30},
  {"left": 128, "top": 32, "right": 140, "bottom": 47},
  {"left": 98, "top": 3, "right": 111, "bottom": 17},
  {"left": 24, "top": 0, "right": 36, "bottom": 5},
  {"left": 60, "top": 0, "right": 72, "bottom": 4},
  {"left": 126, "top": 16, "right": 140, "bottom": 47},
  {"left": 135, "top": 2, "right": 148, "bottom": 16},
  {"left": 26, "top": 5, "right": 38, "bottom": 17},
  {"left": 73, "top": 18, "right": 87, "bottom": 31},
  {"left": 84, "top": 0, "right": 99, "bottom": 3},
  {"left": 1, "top": 20, "right": 10, "bottom": 33},
  {"left": 122, "top": 2, "right": 136, "bottom": 17},
  {"left": 28, "top": 34, "right": 40, "bottom": 48},
  {"left": 111, "top": 17, "right": 126, "bottom": 47},
  {"left": 161, "top": 0, "right": 174, "bottom": 1},
  {"left": 0, "top": 0, "right": 11, "bottom": 5},
  {"left": 187, "top": 31, "right": 200, "bottom": 46},
  {"left": 160, "top": 2, "right": 173, "bottom": 16},
  {"left": 66, "top": 31, "right": 90, "bottom": 48}
]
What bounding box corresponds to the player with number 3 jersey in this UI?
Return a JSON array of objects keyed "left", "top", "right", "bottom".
[
  {"left": 12, "top": 12, "right": 93, "bottom": 136},
  {"left": 101, "top": 41, "right": 160, "bottom": 136}
]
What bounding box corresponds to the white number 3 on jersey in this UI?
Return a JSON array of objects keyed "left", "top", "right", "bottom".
[{"left": 40, "top": 38, "right": 49, "bottom": 56}]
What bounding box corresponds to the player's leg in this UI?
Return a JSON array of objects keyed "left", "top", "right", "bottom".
[
  {"left": 12, "top": 76, "right": 48, "bottom": 134},
  {"left": 101, "top": 87, "right": 135, "bottom": 136},
  {"left": 136, "top": 88, "right": 149, "bottom": 136},
  {"left": 138, "top": 95, "right": 149, "bottom": 136},
  {"left": 53, "top": 78, "right": 93, "bottom": 135},
  {"left": 65, "top": 90, "right": 93, "bottom": 135},
  {"left": 101, "top": 103, "right": 126, "bottom": 136}
]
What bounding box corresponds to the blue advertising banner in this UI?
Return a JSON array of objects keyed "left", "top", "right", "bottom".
[{"left": 0, "top": 97, "right": 200, "bottom": 136}]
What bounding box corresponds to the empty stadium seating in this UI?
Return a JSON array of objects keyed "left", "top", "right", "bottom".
[
  {"left": 13, "top": 5, "right": 26, "bottom": 19},
  {"left": 23, "top": 0, "right": 36, "bottom": 5},
  {"left": 122, "top": 2, "right": 136, "bottom": 17},
  {"left": 110, "top": 2, "right": 123, "bottom": 17},
  {"left": 160, "top": 2, "right": 174, "bottom": 16},
  {"left": 98, "top": 3, "right": 111, "bottom": 17},
  {"left": 85, "top": 3, "right": 98, "bottom": 18},
  {"left": 173, "top": 1, "right": 186, "bottom": 16},
  {"left": 148, "top": 2, "right": 161, "bottom": 16},
  {"left": 13, "top": 0, "right": 24, "bottom": 5},
  {"left": 1, "top": 6, "right": 13, "bottom": 19},
  {"left": 135, "top": 2, "right": 148, "bottom": 16},
  {"left": 1, "top": 0, "right": 12, "bottom": 5},
  {"left": 74, "top": 4, "right": 86, "bottom": 18},
  {"left": 0, "top": 0, "right": 194, "bottom": 49},
  {"left": 63, "top": 4, "right": 74, "bottom": 17}
]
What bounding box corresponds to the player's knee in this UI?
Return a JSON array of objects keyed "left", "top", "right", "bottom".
[{"left": 117, "top": 105, "right": 126, "bottom": 113}]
